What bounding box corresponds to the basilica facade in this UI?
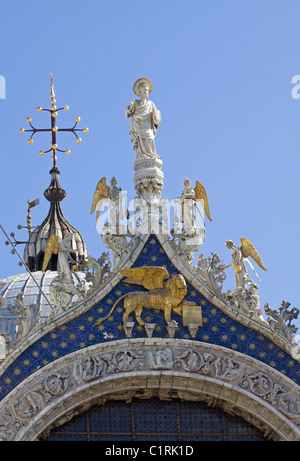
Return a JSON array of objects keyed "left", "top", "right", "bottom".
[{"left": 0, "top": 77, "right": 299, "bottom": 442}]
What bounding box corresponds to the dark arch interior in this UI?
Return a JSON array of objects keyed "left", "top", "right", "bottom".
[{"left": 42, "top": 398, "right": 269, "bottom": 441}]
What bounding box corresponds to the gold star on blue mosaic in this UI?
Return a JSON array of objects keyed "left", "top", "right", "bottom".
[{"left": 0, "top": 234, "right": 299, "bottom": 400}]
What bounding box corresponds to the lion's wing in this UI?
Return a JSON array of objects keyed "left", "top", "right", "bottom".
[{"left": 120, "top": 266, "right": 170, "bottom": 290}]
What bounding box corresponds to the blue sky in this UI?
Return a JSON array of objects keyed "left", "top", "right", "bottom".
[{"left": 0, "top": 0, "right": 299, "bottom": 330}]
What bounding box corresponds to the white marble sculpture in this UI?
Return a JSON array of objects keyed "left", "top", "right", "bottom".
[
  {"left": 225, "top": 238, "right": 266, "bottom": 291},
  {"left": 56, "top": 233, "right": 77, "bottom": 281},
  {"left": 225, "top": 240, "right": 249, "bottom": 290},
  {"left": 180, "top": 178, "right": 197, "bottom": 234},
  {"left": 43, "top": 232, "right": 77, "bottom": 282},
  {"left": 125, "top": 78, "right": 161, "bottom": 160},
  {"left": 125, "top": 78, "right": 164, "bottom": 202}
]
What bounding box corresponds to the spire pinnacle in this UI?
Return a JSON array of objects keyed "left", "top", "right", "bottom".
[
  {"left": 20, "top": 73, "right": 89, "bottom": 168},
  {"left": 49, "top": 73, "right": 57, "bottom": 112}
]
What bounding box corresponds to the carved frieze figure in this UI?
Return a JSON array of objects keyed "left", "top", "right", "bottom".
[
  {"left": 95, "top": 266, "right": 199, "bottom": 327},
  {"left": 14, "top": 391, "right": 42, "bottom": 420},
  {"left": 44, "top": 371, "right": 71, "bottom": 397},
  {"left": 42, "top": 233, "right": 77, "bottom": 281},
  {"left": 240, "top": 372, "right": 285, "bottom": 405},
  {"left": 114, "top": 349, "right": 143, "bottom": 371},
  {"left": 148, "top": 348, "right": 173, "bottom": 369},
  {"left": 225, "top": 238, "right": 267, "bottom": 290},
  {"left": 125, "top": 78, "right": 161, "bottom": 159},
  {"left": 79, "top": 355, "right": 110, "bottom": 382}
]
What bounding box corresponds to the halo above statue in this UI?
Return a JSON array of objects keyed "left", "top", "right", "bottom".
[{"left": 133, "top": 78, "right": 153, "bottom": 97}]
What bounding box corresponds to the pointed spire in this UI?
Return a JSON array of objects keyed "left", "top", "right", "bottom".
[
  {"left": 21, "top": 75, "right": 89, "bottom": 272},
  {"left": 24, "top": 167, "right": 87, "bottom": 272}
]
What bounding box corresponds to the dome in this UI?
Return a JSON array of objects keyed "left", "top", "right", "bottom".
[
  {"left": 24, "top": 167, "right": 88, "bottom": 272},
  {"left": 0, "top": 270, "right": 87, "bottom": 343}
]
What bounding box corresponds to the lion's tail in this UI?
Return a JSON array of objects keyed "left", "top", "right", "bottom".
[{"left": 95, "top": 294, "right": 128, "bottom": 326}]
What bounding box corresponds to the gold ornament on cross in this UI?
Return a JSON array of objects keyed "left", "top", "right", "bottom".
[{"left": 20, "top": 73, "right": 89, "bottom": 168}]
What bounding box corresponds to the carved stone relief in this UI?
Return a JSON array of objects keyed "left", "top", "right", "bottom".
[{"left": 0, "top": 339, "right": 298, "bottom": 441}]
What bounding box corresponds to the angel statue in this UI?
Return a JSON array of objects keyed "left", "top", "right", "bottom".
[
  {"left": 90, "top": 176, "right": 126, "bottom": 235},
  {"left": 42, "top": 232, "right": 77, "bottom": 281},
  {"left": 225, "top": 238, "right": 267, "bottom": 290},
  {"left": 125, "top": 78, "right": 161, "bottom": 159},
  {"left": 180, "top": 179, "right": 212, "bottom": 234}
]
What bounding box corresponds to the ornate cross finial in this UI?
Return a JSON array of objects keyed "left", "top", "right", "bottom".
[{"left": 20, "top": 73, "right": 88, "bottom": 168}]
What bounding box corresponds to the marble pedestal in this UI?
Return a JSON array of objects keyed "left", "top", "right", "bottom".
[{"left": 134, "top": 157, "right": 164, "bottom": 202}]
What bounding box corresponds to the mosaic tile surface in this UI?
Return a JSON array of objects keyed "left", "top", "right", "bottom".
[{"left": 0, "top": 234, "right": 299, "bottom": 399}]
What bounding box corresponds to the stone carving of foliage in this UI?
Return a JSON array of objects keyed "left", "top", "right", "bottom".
[
  {"left": 264, "top": 300, "right": 299, "bottom": 342},
  {"left": 194, "top": 252, "right": 226, "bottom": 298},
  {"left": 1, "top": 343, "right": 299, "bottom": 441},
  {"left": 79, "top": 253, "right": 112, "bottom": 295}
]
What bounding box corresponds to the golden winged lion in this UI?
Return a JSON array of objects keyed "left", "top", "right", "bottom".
[{"left": 95, "top": 266, "right": 194, "bottom": 326}]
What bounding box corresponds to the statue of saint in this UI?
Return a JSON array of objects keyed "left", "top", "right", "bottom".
[{"left": 125, "top": 78, "right": 161, "bottom": 159}]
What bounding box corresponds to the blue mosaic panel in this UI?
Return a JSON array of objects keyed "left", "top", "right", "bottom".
[
  {"left": 43, "top": 398, "right": 269, "bottom": 441},
  {"left": 0, "top": 234, "right": 299, "bottom": 400}
]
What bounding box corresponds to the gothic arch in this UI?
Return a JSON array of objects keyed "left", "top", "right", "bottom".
[{"left": 1, "top": 339, "right": 299, "bottom": 441}]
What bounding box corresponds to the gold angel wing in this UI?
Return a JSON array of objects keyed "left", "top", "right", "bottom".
[
  {"left": 90, "top": 177, "right": 109, "bottom": 222},
  {"left": 240, "top": 238, "right": 267, "bottom": 271},
  {"left": 194, "top": 181, "right": 212, "bottom": 221},
  {"left": 42, "top": 234, "right": 59, "bottom": 272},
  {"left": 120, "top": 266, "right": 170, "bottom": 291}
]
